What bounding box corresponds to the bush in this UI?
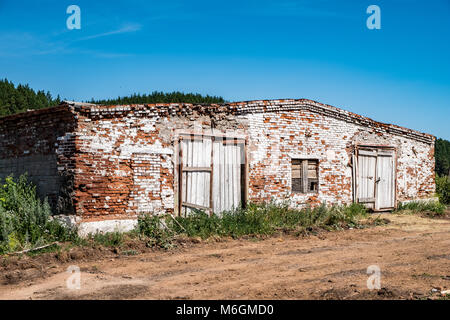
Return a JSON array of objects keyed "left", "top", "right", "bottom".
[
  {"left": 436, "top": 175, "right": 450, "bottom": 205},
  {"left": 0, "top": 174, "right": 77, "bottom": 254},
  {"left": 137, "top": 202, "right": 368, "bottom": 245},
  {"left": 137, "top": 214, "right": 173, "bottom": 248}
]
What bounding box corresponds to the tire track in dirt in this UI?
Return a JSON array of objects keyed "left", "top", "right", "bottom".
[{"left": 1, "top": 214, "right": 449, "bottom": 299}]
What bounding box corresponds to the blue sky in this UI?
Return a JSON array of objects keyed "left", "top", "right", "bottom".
[{"left": 0, "top": 0, "right": 449, "bottom": 139}]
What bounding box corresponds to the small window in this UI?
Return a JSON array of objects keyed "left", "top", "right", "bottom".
[{"left": 292, "top": 159, "right": 319, "bottom": 193}]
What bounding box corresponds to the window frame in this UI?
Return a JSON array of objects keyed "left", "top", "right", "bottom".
[{"left": 291, "top": 158, "right": 319, "bottom": 194}]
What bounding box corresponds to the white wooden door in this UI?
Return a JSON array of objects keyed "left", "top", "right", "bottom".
[
  {"left": 375, "top": 151, "right": 395, "bottom": 210},
  {"left": 179, "top": 135, "right": 245, "bottom": 216},
  {"left": 355, "top": 148, "right": 395, "bottom": 211},
  {"left": 180, "top": 137, "right": 212, "bottom": 215},
  {"left": 356, "top": 149, "right": 377, "bottom": 210},
  {"left": 212, "top": 139, "right": 244, "bottom": 214}
]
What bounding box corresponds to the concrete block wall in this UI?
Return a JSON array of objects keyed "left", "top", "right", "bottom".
[{"left": 0, "top": 106, "right": 76, "bottom": 212}]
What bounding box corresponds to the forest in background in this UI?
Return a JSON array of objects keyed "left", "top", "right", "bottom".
[
  {"left": 0, "top": 79, "right": 224, "bottom": 117},
  {"left": 0, "top": 79, "right": 449, "bottom": 176}
]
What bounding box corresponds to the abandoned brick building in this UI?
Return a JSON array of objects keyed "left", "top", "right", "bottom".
[{"left": 0, "top": 99, "right": 436, "bottom": 234}]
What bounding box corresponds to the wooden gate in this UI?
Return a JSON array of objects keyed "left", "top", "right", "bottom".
[
  {"left": 354, "top": 147, "right": 396, "bottom": 211},
  {"left": 178, "top": 134, "right": 246, "bottom": 216}
]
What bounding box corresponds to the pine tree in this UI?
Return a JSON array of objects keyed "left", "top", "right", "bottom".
[
  {"left": 91, "top": 90, "right": 225, "bottom": 105},
  {"left": 0, "top": 79, "right": 60, "bottom": 116},
  {"left": 436, "top": 138, "right": 450, "bottom": 177}
]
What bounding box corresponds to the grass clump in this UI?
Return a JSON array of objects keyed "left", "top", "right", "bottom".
[
  {"left": 395, "top": 200, "right": 446, "bottom": 217},
  {"left": 137, "top": 214, "right": 174, "bottom": 248},
  {"left": 89, "top": 231, "right": 124, "bottom": 247},
  {"left": 0, "top": 174, "right": 78, "bottom": 254},
  {"left": 137, "top": 202, "right": 368, "bottom": 246}
]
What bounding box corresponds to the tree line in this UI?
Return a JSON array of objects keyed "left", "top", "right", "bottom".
[
  {"left": 0, "top": 79, "right": 224, "bottom": 117},
  {"left": 90, "top": 92, "right": 225, "bottom": 105},
  {"left": 0, "top": 79, "right": 61, "bottom": 116}
]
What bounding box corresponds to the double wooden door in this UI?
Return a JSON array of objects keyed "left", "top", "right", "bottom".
[
  {"left": 354, "top": 147, "right": 395, "bottom": 211},
  {"left": 179, "top": 134, "right": 246, "bottom": 216}
]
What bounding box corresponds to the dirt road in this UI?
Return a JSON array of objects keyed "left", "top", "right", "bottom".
[{"left": 1, "top": 213, "right": 449, "bottom": 300}]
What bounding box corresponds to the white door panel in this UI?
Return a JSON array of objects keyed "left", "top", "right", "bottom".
[{"left": 355, "top": 148, "right": 395, "bottom": 210}]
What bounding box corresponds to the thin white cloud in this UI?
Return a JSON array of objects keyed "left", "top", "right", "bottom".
[
  {"left": 76, "top": 23, "right": 142, "bottom": 41},
  {"left": 0, "top": 31, "right": 135, "bottom": 58}
]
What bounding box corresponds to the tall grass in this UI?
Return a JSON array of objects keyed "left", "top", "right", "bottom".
[
  {"left": 395, "top": 200, "right": 446, "bottom": 216},
  {"left": 0, "top": 174, "right": 77, "bottom": 254},
  {"left": 137, "top": 202, "right": 368, "bottom": 246}
]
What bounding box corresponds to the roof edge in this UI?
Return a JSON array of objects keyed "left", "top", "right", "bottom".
[
  {"left": 0, "top": 99, "right": 435, "bottom": 144},
  {"left": 226, "top": 98, "right": 435, "bottom": 143}
]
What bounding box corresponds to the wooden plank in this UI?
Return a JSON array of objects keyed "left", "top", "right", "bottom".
[
  {"left": 307, "top": 168, "right": 317, "bottom": 179},
  {"left": 292, "top": 167, "right": 301, "bottom": 179},
  {"left": 357, "top": 154, "right": 376, "bottom": 206},
  {"left": 302, "top": 160, "right": 308, "bottom": 193},
  {"left": 210, "top": 136, "right": 214, "bottom": 216},
  {"left": 196, "top": 140, "right": 203, "bottom": 208},
  {"left": 359, "top": 197, "right": 376, "bottom": 203},
  {"left": 178, "top": 139, "right": 183, "bottom": 216},
  {"left": 242, "top": 140, "right": 248, "bottom": 208},
  {"left": 352, "top": 154, "right": 357, "bottom": 203},
  {"left": 226, "top": 142, "right": 232, "bottom": 210},
  {"left": 378, "top": 150, "right": 394, "bottom": 157},
  {"left": 190, "top": 139, "right": 198, "bottom": 213},
  {"left": 213, "top": 139, "right": 221, "bottom": 214},
  {"left": 184, "top": 139, "right": 192, "bottom": 216},
  {"left": 179, "top": 135, "right": 207, "bottom": 141},
  {"left": 205, "top": 138, "right": 212, "bottom": 209},
  {"left": 182, "top": 202, "right": 211, "bottom": 211},
  {"left": 358, "top": 149, "right": 378, "bottom": 157},
  {"left": 182, "top": 167, "right": 212, "bottom": 172},
  {"left": 222, "top": 139, "right": 245, "bottom": 145},
  {"left": 376, "top": 153, "right": 395, "bottom": 209},
  {"left": 233, "top": 143, "right": 240, "bottom": 209},
  {"left": 373, "top": 153, "right": 378, "bottom": 210},
  {"left": 179, "top": 132, "right": 246, "bottom": 140},
  {"left": 220, "top": 141, "right": 225, "bottom": 212}
]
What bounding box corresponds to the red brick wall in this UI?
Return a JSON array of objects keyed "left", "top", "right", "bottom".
[
  {"left": 238, "top": 109, "right": 435, "bottom": 207},
  {"left": 1, "top": 100, "right": 434, "bottom": 222},
  {"left": 71, "top": 105, "right": 233, "bottom": 221}
]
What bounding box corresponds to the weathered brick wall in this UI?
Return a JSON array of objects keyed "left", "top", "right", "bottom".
[
  {"left": 235, "top": 106, "right": 435, "bottom": 207},
  {"left": 0, "top": 107, "right": 76, "bottom": 212},
  {"left": 1, "top": 99, "right": 433, "bottom": 223},
  {"left": 71, "top": 100, "right": 435, "bottom": 220},
  {"left": 237, "top": 110, "right": 353, "bottom": 206},
  {"left": 72, "top": 104, "right": 240, "bottom": 221}
]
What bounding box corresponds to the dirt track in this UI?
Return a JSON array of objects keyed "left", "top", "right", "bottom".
[{"left": 1, "top": 213, "right": 449, "bottom": 300}]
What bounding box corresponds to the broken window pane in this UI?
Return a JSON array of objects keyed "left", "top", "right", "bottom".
[{"left": 291, "top": 159, "right": 318, "bottom": 193}]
